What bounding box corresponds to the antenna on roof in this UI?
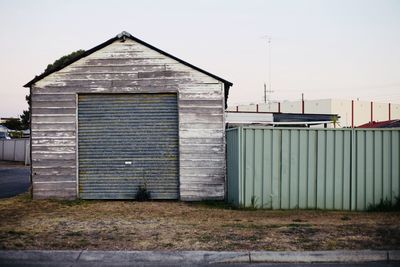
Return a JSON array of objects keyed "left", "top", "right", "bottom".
[
  {"left": 262, "top": 35, "right": 274, "bottom": 108},
  {"left": 264, "top": 83, "right": 267, "bottom": 103}
]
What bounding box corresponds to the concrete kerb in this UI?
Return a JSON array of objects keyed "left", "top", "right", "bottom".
[
  {"left": 0, "top": 250, "right": 399, "bottom": 264},
  {"left": 0, "top": 250, "right": 81, "bottom": 262},
  {"left": 250, "top": 250, "right": 389, "bottom": 263},
  {"left": 389, "top": 250, "right": 400, "bottom": 261},
  {"left": 78, "top": 251, "right": 250, "bottom": 264}
]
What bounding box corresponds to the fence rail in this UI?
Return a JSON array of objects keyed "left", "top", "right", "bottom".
[
  {"left": 226, "top": 127, "right": 400, "bottom": 211},
  {"left": 0, "top": 139, "right": 30, "bottom": 165}
]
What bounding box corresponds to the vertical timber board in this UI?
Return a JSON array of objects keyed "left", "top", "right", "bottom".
[{"left": 31, "top": 38, "right": 225, "bottom": 200}]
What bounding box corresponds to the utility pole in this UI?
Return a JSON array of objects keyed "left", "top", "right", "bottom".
[
  {"left": 264, "top": 83, "right": 267, "bottom": 103},
  {"left": 262, "top": 35, "right": 274, "bottom": 107}
]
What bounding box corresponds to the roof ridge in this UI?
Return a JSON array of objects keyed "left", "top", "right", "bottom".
[{"left": 117, "top": 31, "right": 132, "bottom": 38}]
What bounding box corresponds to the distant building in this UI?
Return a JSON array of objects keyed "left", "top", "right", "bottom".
[
  {"left": 225, "top": 111, "right": 338, "bottom": 128},
  {"left": 227, "top": 99, "right": 400, "bottom": 128},
  {"left": 0, "top": 117, "right": 19, "bottom": 124}
]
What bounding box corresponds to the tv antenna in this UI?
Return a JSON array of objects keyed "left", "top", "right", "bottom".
[{"left": 262, "top": 35, "right": 274, "bottom": 108}]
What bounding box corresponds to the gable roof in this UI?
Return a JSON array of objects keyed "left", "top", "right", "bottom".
[{"left": 24, "top": 31, "right": 233, "bottom": 90}]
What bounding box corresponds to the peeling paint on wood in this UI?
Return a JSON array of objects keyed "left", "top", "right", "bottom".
[{"left": 31, "top": 38, "right": 226, "bottom": 200}]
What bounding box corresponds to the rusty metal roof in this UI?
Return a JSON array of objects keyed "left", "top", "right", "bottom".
[{"left": 358, "top": 119, "right": 400, "bottom": 128}]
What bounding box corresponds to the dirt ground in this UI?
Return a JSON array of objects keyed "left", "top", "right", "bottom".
[{"left": 0, "top": 194, "right": 399, "bottom": 251}]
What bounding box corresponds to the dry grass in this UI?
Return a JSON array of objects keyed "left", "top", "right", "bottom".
[{"left": 0, "top": 193, "right": 399, "bottom": 251}]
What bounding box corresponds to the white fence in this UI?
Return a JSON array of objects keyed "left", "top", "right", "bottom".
[{"left": 0, "top": 139, "right": 30, "bottom": 165}]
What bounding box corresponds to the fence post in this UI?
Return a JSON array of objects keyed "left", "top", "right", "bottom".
[
  {"left": 350, "top": 128, "right": 356, "bottom": 210},
  {"left": 25, "top": 140, "right": 30, "bottom": 166},
  {"left": 239, "top": 127, "right": 244, "bottom": 206},
  {"left": 351, "top": 100, "right": 354, "bottom": 128},
  {"left": 1, "top": 140, "right": 3, "bottom": 160}
]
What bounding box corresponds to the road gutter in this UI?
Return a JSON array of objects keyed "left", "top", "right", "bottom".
[{"left": 0, "top": 250, "right": 399, "bottom": 264}]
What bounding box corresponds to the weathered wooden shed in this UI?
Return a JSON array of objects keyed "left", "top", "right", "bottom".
[{"left": 24, "top": 31, "right": 232, "bottom": 200}]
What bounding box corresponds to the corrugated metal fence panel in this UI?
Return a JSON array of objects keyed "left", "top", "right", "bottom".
[
  {"left": 0, "top": 139, "right": 30, "bottom": 163},
  {"left": 233, "top": 128, "right": 352, "bottom": 210},
  {"left": 226, "top": 128, "right": 240, "bottom": 207},
  {"left": 313, "top": 130, "right": 352, "bottom": 210},
  {"left": 227, "top": 127, "right": 400, "bottom": 210},
  {"left": 352, "top": 129, "right": 400, "bottom": 210},
  {"left": 78, "top": 93, "right": 179, "bottom": 199}
]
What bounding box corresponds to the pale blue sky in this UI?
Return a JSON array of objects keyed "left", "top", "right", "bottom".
[{"left": 1, "top": 0, "right": 400, "bottom": 117}]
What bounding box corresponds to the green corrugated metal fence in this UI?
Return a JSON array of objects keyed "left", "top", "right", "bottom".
[
  {"left": 226, "top": 127, "right": 400, "bottom": 210},
  {"left": 352, "top": 130, "right": 400, "bottom": 210}
]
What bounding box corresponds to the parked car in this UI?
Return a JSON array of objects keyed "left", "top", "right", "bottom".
[{"left": 0, "top": 131, "right": 11, "bottom": 139}]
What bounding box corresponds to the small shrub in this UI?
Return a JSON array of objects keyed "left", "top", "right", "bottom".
[
  {"left": 238, "top": 196, "right": 259, "bottom": 210},
  {"left": 367, "top": 196, "right": 400, "bottom": 212},
  {"left": 250, "top": 196, "right": 259, "bottom": 209},
  {"left": 135, "top": 184, "right": 151, "bottom": 201}
]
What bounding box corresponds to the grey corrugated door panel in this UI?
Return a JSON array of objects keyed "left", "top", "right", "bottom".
[{"left": 78, "top": 93, "right": 179, "bottom": 199}]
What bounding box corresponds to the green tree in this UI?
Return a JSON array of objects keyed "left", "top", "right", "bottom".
[
  {"left": 44, "top": 49, "right": 86, "bottom": 73},
  {"left": 20, "top": 94, "right": 30, "bottom": 130},
  {"left": 1, "top": 119, "right": 22, "bottom": 131}
]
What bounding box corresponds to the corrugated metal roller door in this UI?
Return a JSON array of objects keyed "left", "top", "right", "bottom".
[{"left": 78, "top": 94, "right": 179, "bottom": 199}]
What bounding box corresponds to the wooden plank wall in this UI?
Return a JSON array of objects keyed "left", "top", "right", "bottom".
[{"left": 31, "top": 39, "right": 225, "bottom": 200}]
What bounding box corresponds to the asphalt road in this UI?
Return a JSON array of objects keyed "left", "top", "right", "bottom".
[
  {"left": 0, "top": 261, "right": 398, "bottom": 267},
  {"left": 0, "top": 161, "right": 30, "bottom": 198}
]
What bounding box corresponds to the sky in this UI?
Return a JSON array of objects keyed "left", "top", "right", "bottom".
[{"left": 0, "top": 0, "right": 400, "bottom": 117}]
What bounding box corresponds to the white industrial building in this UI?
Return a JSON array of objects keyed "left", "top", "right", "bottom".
[{"left": 227, "top": 99, "right": 400, "bottom": 127}]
